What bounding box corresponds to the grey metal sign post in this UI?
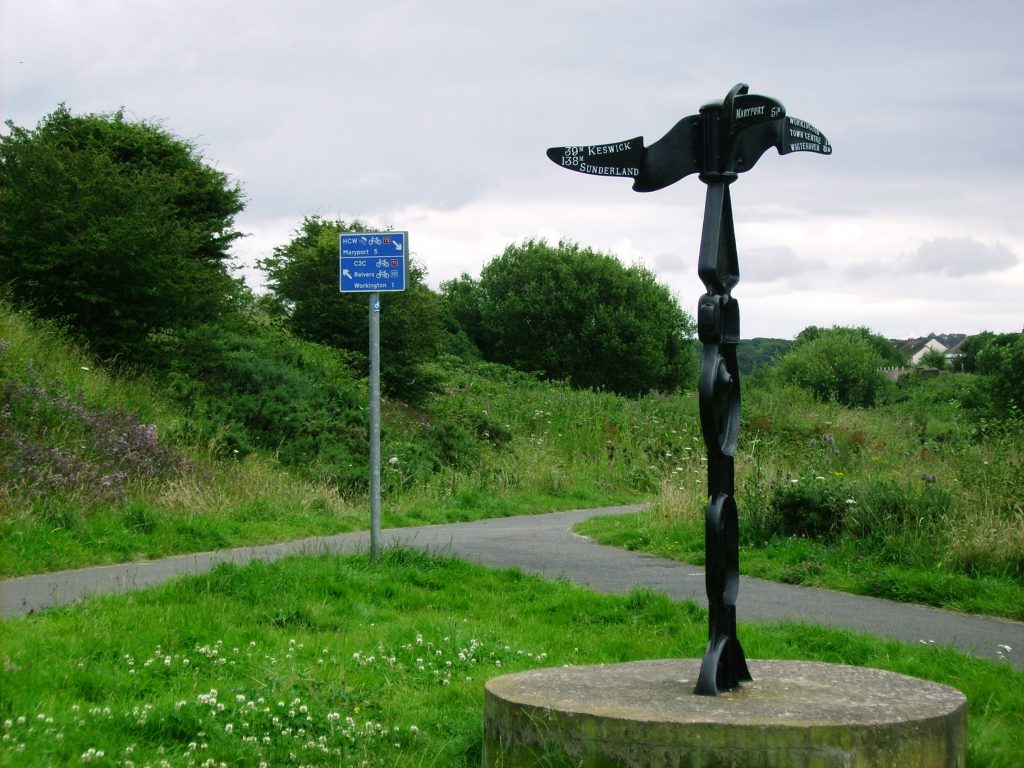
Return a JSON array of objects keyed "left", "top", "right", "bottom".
[
  {"left": 339, "top": 232, "right": 409, "bottom": 560},
  {"left": 548, "top": 83, "right": 831, "bottom": 695}
]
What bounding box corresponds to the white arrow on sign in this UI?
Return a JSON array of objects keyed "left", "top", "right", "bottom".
[{"left": 342, "top": 269, "right": 353, "bottom": 280}]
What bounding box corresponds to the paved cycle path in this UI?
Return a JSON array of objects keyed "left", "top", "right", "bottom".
[{"left": 2, "top": 504, "right": 1021, "bottom": 669}]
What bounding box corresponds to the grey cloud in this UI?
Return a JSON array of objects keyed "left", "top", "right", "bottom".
[
  {"left": 845, "top": 261, "right": 888, "bottom": 282},
  {"left": 739, "top": 246, "right": 826, "bottom": 284},
  {"left": 900, "top": 238, "right": 1018, "bottom": 277},
  {"left": 5, "top": 0, "right": 1024, "bottom": 338}
]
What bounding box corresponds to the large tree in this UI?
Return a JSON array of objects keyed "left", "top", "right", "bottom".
[
  {"left": 260, "top": 216, "right": 447, "bottom": 403},
  {"left": 444, "top": 238, "right": 697, "bottom": 396},
  {"left": 0, "top": 106, "right": 244, "bottom": 360}
]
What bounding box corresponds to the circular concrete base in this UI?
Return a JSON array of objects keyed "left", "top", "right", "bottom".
[{"left": 484, "top": 660, "right": 966, "bottom": 768}]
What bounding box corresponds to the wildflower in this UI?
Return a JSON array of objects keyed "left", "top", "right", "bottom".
[{"left": 845, "top": 499, "right": 857, "bottom": 506}]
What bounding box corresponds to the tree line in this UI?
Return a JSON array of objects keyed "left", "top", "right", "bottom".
[
  {"left": 2, "top": 106, "right": 1021, "bottom": 429},
  {"left": 1, "top": 107, "right": 697, "bottom": 400}
]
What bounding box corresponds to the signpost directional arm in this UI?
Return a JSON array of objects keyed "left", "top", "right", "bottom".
[
  {"left": 545, "top": 138, "right": 644, "bottom": 179},
  {"left": 632, "top": 115, "right": 702, "bottom": 193}
]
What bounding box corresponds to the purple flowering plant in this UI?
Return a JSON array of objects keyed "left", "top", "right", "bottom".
[{"left": 0, "top": 362, "right": 186, "bottom": 507}]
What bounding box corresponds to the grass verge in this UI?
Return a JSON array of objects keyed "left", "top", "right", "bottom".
[
  {"left": 575, "top": 505, "right": 1024, "bottom": 622},
  {"left": 1, "top": 551, "right": 1021, "bottom": 767}
]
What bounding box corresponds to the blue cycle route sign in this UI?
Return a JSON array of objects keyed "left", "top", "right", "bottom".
[{"left": 339, "top": 231, "right": 408, "bottom": 292}]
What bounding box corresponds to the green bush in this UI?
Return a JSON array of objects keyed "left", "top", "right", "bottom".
[
  {"left": 163, "top": 317, "right": 368, "bottom": 489},
  {"left": 443, "top": 238, "right": 697, "bottom": 396},
  {"left": 975, "top": 333, "right": 1024, "bottom": 413},
  {"left": 0, "top": 106, "right": 244, "bottom": 362},
  {"left": 774, "top": 326, "right": 893, "bottom": 407},
  {"left": 771, "top": 477, "right": 849, "bottom": 541},
  {"left": 743, "top": 466, "right": 954, "bottom": 561},
  {"left": 917, "top": 348, "right": 948, "bottom": 370}
]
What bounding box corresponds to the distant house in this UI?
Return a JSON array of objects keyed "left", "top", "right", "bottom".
[
  {"left": 944, "top": 339, "right": 967, "bottom": 366},
  {"left": 895, "top": 335, "right": 948, "bottom": 365}
]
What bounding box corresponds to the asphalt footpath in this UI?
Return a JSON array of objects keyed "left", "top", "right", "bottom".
[{"left": 2, "top": 505, "right": 1021, "bottom": 669}]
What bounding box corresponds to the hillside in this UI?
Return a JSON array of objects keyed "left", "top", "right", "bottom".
[
  {"left": 3, "top": 299, "right": 1022, "bottom": 622},
  {"left": 0, "top": 301, "right": 681, "bottom": 577},
  {"left": 737, "top": 337, "right": 792, "bottom": 374}
]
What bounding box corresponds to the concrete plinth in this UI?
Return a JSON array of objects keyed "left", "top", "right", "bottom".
[{"left": 483, "top": 660, "right": 966, "bottom": 768}]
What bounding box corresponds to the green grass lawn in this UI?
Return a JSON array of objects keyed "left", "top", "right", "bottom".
[
  {"left": 1, "top": 551, "right": 1021, "bottom": 767},
  {"left": 576, "top": 509, "right": 1024, "bottom": 622}
]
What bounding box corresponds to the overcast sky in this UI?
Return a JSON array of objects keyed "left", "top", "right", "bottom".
[{"left": 3, "top": 0, "right": 1022, "bottom": 339}]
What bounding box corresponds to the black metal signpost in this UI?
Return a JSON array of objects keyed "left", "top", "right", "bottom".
[{"left": 547, "top": 83, "right": 831, "bottom": 696}]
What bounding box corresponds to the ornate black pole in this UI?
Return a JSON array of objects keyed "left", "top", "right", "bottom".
[
  {"left": 547, "top": 83, "right": 831, "bottom": 696},
  {"left": 692, "top": 86, "right": 750, "bottom": 695}
]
